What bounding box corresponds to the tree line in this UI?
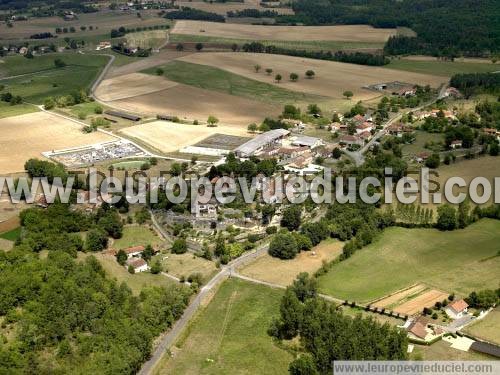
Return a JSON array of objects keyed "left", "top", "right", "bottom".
[
  {"left": 164, "top": 7, "right": 225, "bottom": 22},
  {"left": 450, "top": 73, "right": 500, "bottom": 97}
]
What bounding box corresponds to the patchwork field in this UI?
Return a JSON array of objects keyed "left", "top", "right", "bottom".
[
  {"left": 317, "top": 219, "right": 500, "bottom": 303},
  {"left": 463, "top": 308, "right": 500, "bottom": 345},
  {"left": 239, "top": 238, "right": 343, "bottom": 286},
  {"left": 172, "top": 21, "right": 398, "bottom": 43},
  {"left": 155, "top": 278, "right": 292, "bottom": 374},
  {"left": 120, "top": 121, "right": 249, "bottom": 153},
  {"left": 0, "top": 111, "right": 116, "bottom": 173},
  {"left": 178, "top": 52, "right": 447, "bottom": 101}
]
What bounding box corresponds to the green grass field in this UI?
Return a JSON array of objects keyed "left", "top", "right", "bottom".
[
  {"left": 0, "top": 227, "right": 21, "bottom": 241},
  {"left": 463, "top": 308, "right": 500, "bottom": 345},
  {"left": 156, "top": 278, "right": 292, "bottom": 374},
  {"left": 112, "top": 225, "right": 162, "bottom": 250},
  {"left": 402, "top": 130, "right": 445, "bottom": 157},
  {"left": 143, "top": 60, "right": 326, "bottom": 106},
  {"left": 0, "top": 53, "right": 109, "bottom": 104},
  {"left": 387, "top": 59, "right": 500, "bottom": 77},
  {"left": 317, "top": 219, "right": 500, "bottom": 303},
  {"left": 0, "top": 101, "right": 39, "bottom": 118},
  {"left": 169, "top": 33, "right": 384, "bottom": 51}
]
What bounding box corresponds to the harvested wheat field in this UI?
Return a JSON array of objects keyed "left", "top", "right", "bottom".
[
  {"left": 110, "top": 83, "right": 280, "bottom": 126},
  {"left": 394, "top": 289, "right": 449, "bottom": 315},
  {"left": 95, "top": 73, "right": 178, "bottom": 101},
  {"left": 120, "top": 120, "right": 249, "bottom": 153},
  {"left": 238, "top": 238, "right": 343, "bottom": 286},
  {"left": 175, "top": 0, "right": 294, "bottom": 15},
  {"left": 172, "top": 20, "right": 397, "bottom": 43},
  {"left": 0, "top": 112, "right": 116, "bottom": 173},
  {"left": 179, "top": 53, "right": 447, "bottom": 101}
]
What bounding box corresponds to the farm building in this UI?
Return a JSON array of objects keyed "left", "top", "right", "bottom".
[
  {"left": 445, "top": 299, "right": 469, "bottom": 319},
  {"left": 126, "top": 257, "right": 149, "bottom": 273},
  {"left": 234, "top": 129, "right": 290, "bottom": 158},
  {"left": 290, "top": 135, "right": 324, "bottom": 149},
  {"left": 124, "top": 245, "right": 145, "bottom": 258},
  {"left": 339, "top": 135, "right": 363, "bottom": 147},
  {"left": 105, "top": 110, "right": 141, "bottom": 122},
  {"left": 470, "top": 341, "right": 500, "bottom": 358}
]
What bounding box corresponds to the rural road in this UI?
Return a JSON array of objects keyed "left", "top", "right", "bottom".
[{"left": 138, "top": 242, "right": 270, "bottom": 375}]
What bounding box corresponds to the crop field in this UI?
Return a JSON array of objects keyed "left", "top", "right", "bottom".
[
  {"left": 111, "top": 225, "right": 163, "bottom": 250},
  {"left": 120, "top": 121, "right": 249, "bottom": 154},
  {"left": 0, "top": 53, "right": 109, "bottom": 104},
  {"left": 171, "top": 21, "right": 398, "bottom": 43},
  {"left": 0, "top": 102, "right": 39, "bottom": 119},
  {"left": 0, "top": 9, "right": 167, "bottom": 40},
  {"left": 387, "top": 57, "right": 500, "bottom": 77},
  {"left": 159, "top": 253, "right": 217, "bottom": 282},
  {"left": 317, "top": 219, "right": 500, "bottom": 303},
  {"left": 169, "top": 33, "right": 384, "bottom": 52},
  {"left": 155, "top": 278, "right": 292, "bottom": 375},
  {"left": 463, "top": 308, "right": 500, "bottom": 345},
  {"left": 178, "top": 52, "right": 447, "bottom": 101},
  {"left": 125, "top": 30, "right": 168, "bottom": 49},
  {"left": 174, "top": 0, "right": 294, "bottom": 15},
  {"left": 0, "top": 111, "right": 116, "bottom": 173},
  {"left": 239, "top": 238, "right": 343, "bottom": 286},
  {"left": 144, "top": 60, "right": 326, "bottom": 105}
]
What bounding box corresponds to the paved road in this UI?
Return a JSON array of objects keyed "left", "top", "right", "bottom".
[{"left": 137, "top": 242, "right": 270, "bottom": 375}]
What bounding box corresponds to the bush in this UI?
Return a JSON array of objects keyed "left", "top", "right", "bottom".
[
  {"left": 268, "top": 232, "right": 298, "bottom": 259},
  {"left": 171, "top": 239, "right": 187, "bottom": 254}
]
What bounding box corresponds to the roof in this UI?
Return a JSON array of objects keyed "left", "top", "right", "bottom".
[
  {"left": 447, "top": 299, "right": 468, "bottom": 313},
  {"left": 339, "top": 135, "right": 360, "bottom": 143},
  {"left": 124, "top": 245, "right": 145, "bottom": 254},
  {"left": 126, "top": 257, "right": 147, "bottom": 268},
  {"left": 451, "top": 140, "right": 462, "bottom": 145},
  {"left": 470, "top": 341, "right": 500, "bottom": 358},
  {"left": 234, "top": 129, "right": 290, "bottom": 156},
  {"left": 105, "top": 110, "right": 141, "bottom": 121},
  {"left": 408, "top": 321, "right": 428, "bottom": 339},
  {"left": 291, "top": 135, "right": 322, "bottom": 147}
]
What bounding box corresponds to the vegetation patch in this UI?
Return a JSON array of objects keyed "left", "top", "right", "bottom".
[
  {"left": 387, "top": 59, "right": 500, "bottom": 77},
  {"left": 317, "top": 219, "right": 500, "bottom": 302},
  {"left": 463, "top": 308, "right": 500, "bottom": 345},
  {"left": 111, "top": 225, "right": 162, "bottom": 250}
]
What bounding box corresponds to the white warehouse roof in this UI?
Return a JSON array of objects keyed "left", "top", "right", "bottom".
[{"left": 235, "top": 129, "right": 290, "bottom": 156}]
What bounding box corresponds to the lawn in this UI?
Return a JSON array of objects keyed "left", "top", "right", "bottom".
[
  {"left": 387, "top": 59, "right": 500, "bottom": 77},
  {"left": 169, "top": 33, "right": 384, "bottom": 51},
  {"left": 111, "top": 225, "right": 162, "bottom": 250},
  {"left": 143, "top": 60, "right": 326, "bottom": 106},
  {"left": 155, "top": 278, "right": 292, "bottom": 375},
  {"left": 317, "top": 219, "right": 500, "bottom": 303},
  {"left": 463, "top": 308, "right": 500, "bottom": 345},
  {"left": 158, "top": 253, "right": 217, "bottom": 282},
  {"left": 402, "top": 130, "right": 445, "bottom": 158},
  {"left": 0, "top": 53, "right": 109, "bottom": 104},
  {"left": 0, "top": 227, "right": 21, "bottom": 242},
  {"left": 410, "top": 340, "right": 494, "bottom": 361},
  {"left": 0, "top": 101, "right": 39, "bottom": 119}
]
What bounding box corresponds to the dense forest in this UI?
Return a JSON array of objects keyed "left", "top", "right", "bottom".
[
  {"left": 450, "top": 73, "right": 500, "bottom": 97},
  {"left": 165, "top": 7, "right": 225, "bottom": 22},
  {"left": 286, "top": 0, "right": 500, "bottom": 57}
]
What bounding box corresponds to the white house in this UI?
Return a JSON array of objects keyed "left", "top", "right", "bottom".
[
  {"left": 450, "top": 140, "right": 463, "bottom": 149},
  {"left": 124, "top": 245, "right": 145, "bottom": 259},
  {"left": 126, "top": 257, "right": 149, "bottom": 273},
  {"left": 445, "top": 299, "right": 469, "bottom": 319}
]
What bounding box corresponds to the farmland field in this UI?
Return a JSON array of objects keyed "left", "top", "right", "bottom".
[
  {"left": 178, "top": 52, "right": 447, "bottom": 101},
  {"left": 317, "top": 219, "right": 500, "bottom": 303},
  {"left": 387, "top": 58, "right": 500, "bottom": 77},
  {"left": 171, "top": 21, "right": 398, "bottom": 43},
  {"left": 0, "top": 111, "right": 116, "bottom": 173},
  {"left": 0, "top": 53, "right": 109, "bottom": 103},
  {"left": 155, "top": 278, "right": 292, "bottom": 375},
  {"left": 174, "top": 0, "right": 294, "bottom": 15},
  {"left": 120, "top": 121, "right": 249, "bottom": 153},
  {"left": 463, "top": 308, "right": 500, "bottom": 345},
  {"left": 143, "top": 60, "right": 326, "bottom": 105},
  {"left": 125, "top": 30, "right": 168, "bottom": 49},
  {"left": 0, "top": 101, "right": 39, "bottom": 119},
  {"left": 111, "top": 225, "right": 163, "bottom": 250},
  {"left": 239, "top": 238, "right": 343, "bottom": 286}
]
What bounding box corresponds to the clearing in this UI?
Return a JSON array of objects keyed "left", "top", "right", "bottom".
[
  {"left": 111, "top": 225, "right": 163, "bottom": 250},
  {"left": 463, "top": 308, "right": 500, "bottom": 345},
  {"left": 0, "top": 111, "right": 116, "bottom": 174},
  {"left": 171, "top": 21, "right": 397, "bottom": 43},
  {"left": 317, "top": 219, "right": 500, "bottom": 303},
  {"left": 120, "top": 121, "right": 249, "bottom": 154},
  {"left": 239, "top": 238, "right": 343, "bottom": 286},
  {"left": 178, "top": 52, "right": 447, "bottom": 101},
  {"left": 155, "top": 278, "right": 292, "bottom": 374}
]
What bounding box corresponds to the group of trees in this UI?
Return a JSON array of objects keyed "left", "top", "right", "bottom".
[
  {"left": 288, "top": 0, "right": 499, "bottom": 57},
  {"left": 165, "top": 7, "right": 225, "bottom": 22},
  {"left": 0, "top": 247, "right": 189, "bottom": 373},
  {"left": 450, "top": 73, "right": 500, "bottom": 97},
  {"left": 242, "top": 41, "right": 389, "bottom": 66},
  {"left": 0, "top": 90, "right": 22, "bottom": 106},
  {"left": 269, "top": 273, "right": 408, "bottom": 373},
  {"left": 227, "top": 9, "right": 278, "bottom": 18},
  {"left": 465, "top": 288, "right": 500, "bottom": 309}
]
